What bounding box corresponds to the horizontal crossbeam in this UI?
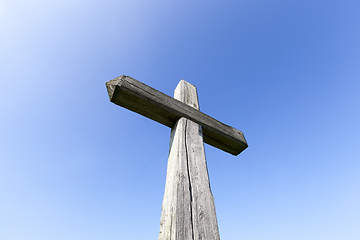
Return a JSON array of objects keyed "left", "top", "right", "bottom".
[{"left": 106, "top": 75, "right": 248, "bottom": 155}]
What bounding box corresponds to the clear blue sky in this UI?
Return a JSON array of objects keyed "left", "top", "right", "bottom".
[{"left": 1, "top": 0, "right": 359, "bottom": 239}]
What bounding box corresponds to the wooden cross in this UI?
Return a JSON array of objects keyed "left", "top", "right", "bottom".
[{"left": 106, "top": 75, "right": 248, "bottom": 240}]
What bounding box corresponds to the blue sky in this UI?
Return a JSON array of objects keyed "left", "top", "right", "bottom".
[{"left": 1, "top": 0, "right": 359, "bottom": 239}]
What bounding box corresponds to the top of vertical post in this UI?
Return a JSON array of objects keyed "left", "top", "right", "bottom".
[{"left": 174, "top": 80, "right": 199, "bottom": 110}]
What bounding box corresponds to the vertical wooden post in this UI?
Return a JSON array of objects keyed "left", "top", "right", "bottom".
[{"left": 158, "top": 80, "right": 220, "bottom": 240}]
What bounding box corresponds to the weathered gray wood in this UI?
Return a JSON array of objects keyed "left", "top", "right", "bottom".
[
  {"left": 158, "top": 80, "right": 220, "bottom": 240},
  {"left": 106, "top": 75, "right": 247, "bottom": 155},
  {"left": 158, "top": 118, "right": 194, "bottom": 240}
]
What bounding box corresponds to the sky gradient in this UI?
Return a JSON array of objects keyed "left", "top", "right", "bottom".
[{"left": 1, "top": 0, "right": 360, "bottom": 239}]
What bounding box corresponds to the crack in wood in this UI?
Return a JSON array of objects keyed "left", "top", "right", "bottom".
[{"left": 185, "top": 119, "right": 195, "bottom": 240}]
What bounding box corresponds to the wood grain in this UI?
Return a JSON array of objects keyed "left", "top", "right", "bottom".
[
  {"left": 106, "top": 75, "right": 248, "bottom": 155},
  {"left": 158, "top": 80, "right": 220, "bottom": 240}
]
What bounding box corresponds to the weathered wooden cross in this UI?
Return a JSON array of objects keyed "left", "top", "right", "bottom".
[{"left": 106, "top": 75, "right": 247, "bottom": 240}]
